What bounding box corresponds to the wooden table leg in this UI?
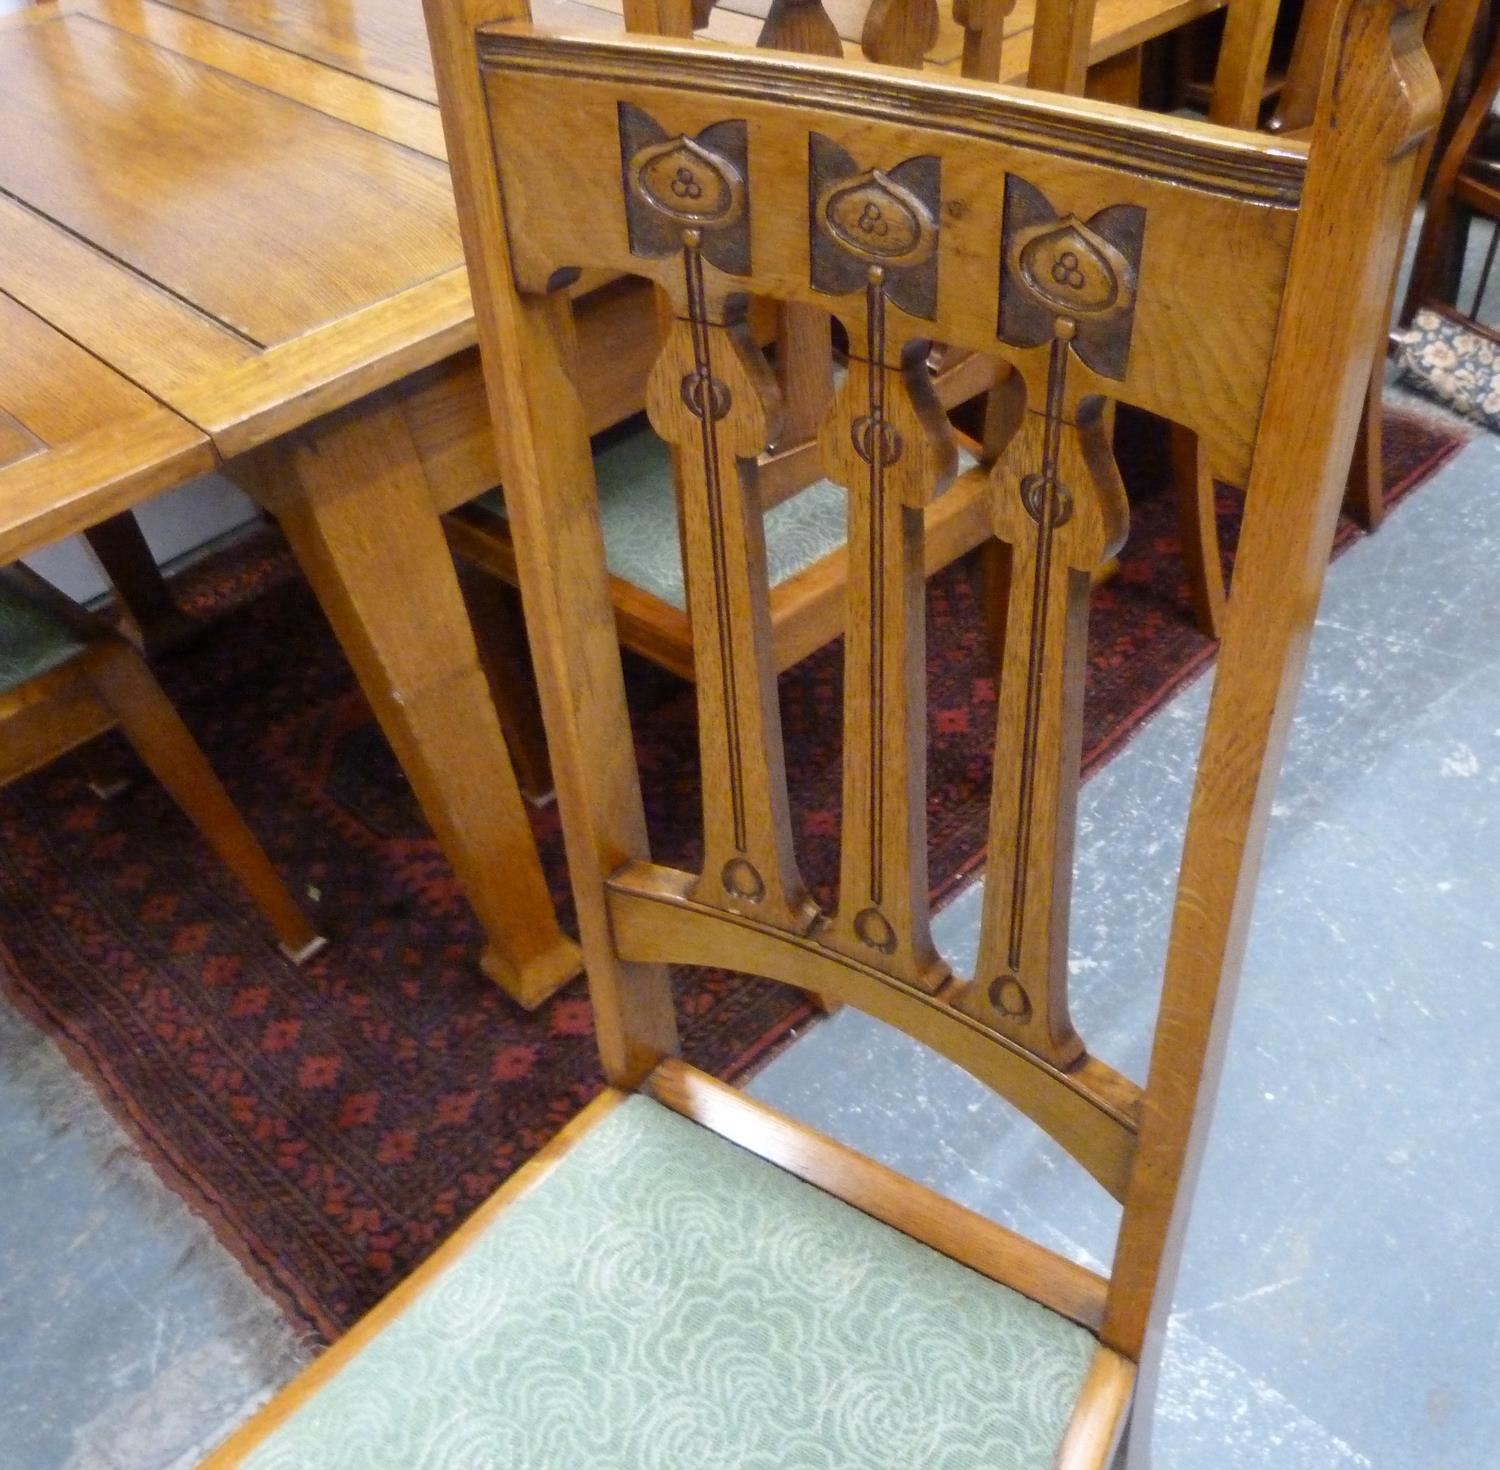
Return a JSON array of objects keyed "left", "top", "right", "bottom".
[{"left": 231, "top": 389, "right": 581, "bottom": 1009}]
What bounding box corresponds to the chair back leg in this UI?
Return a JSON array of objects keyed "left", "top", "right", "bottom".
[{"left": 83, "top": 638, "right": 325, "bottom": 963}]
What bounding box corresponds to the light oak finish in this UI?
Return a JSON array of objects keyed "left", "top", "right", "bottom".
[
  {"left": 1055, "top": 1345, "right": 1138, "bottom": 1468},
  {"left": 208, "top": 0, "right": 1434, "bottom": 1460},
  {"left": 405, "top": 5, "right": 1432, "bottom": 1466},
  {"left": 0, "top": 291, "right": 215, "bottom": 563},
  {"left": 233, "top": 393, "right": 580, "bottom": 1004},
  {"left": 0, "top": 0, "right": 583, "bottom": 1005},
  {"left": 430, "top": 0, "right": 684, "bottom": 1081},
  {"left": 439, "top": 0, "right": 1011, "bottom": 692},
  {"left": 445, "top": 0, "right": 1258, "bottom": 689},
  {"left": 211, "top": 2, "right": 1435, "bottom": 1459}
]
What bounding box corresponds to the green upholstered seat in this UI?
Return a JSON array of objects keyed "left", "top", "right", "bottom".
[
  {"left": 474, "top": 425, "right": 978, "bottom": 611},
  {"left": 233, "top": 1095, "right": 1094, "bottom": 1470},
  {"left": 0, "top": 578, "right": 87, "bottom": 696}
]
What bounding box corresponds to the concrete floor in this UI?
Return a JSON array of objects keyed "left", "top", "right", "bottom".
[
  {"left": 751, "top": 425, "right": 1500, "bottom": 1468},
  {"left": 3, "top": 418, "right": 1497, "bottom": 1466}
]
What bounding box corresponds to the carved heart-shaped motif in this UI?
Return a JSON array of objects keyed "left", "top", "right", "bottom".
[
  {"left": 1012, "top": 217, "right": 1133, "bottom": 320},
  {"left": 630, "top": 136, "right": 744, "bottom": 229},
  {"left": 817, "top": 168, "right": 936, "bottom": 268}
]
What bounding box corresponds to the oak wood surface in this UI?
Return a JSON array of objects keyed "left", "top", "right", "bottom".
[
  {"left": 0, "top": 17, "right": 459, "bottom": 347},
  {"left": 0, "top": 291, "right": 214, "bottom": 565},
  {"left": 214, "top": 0, "right": 1435, "bottom": 1460},
  {"left": 461, "top": 10, "right": 1432, "bottom": 1466},
  {"left": 607, "top": 859, "right": 1142, "bottom": 1199},
  {"left": 439, "top": 0, "right": 1218, "bottom": 692},
  {"left": 230, "top": 391, "right": 581, "bottom": 1004},
  {"left": 0, "top": 0, "right": 583, "bottom": 1006},
  {"left": 1054, "top": 1344, "right": 1138, "bottom": 1469},
  {"left": 420, "top": 0, "right": 680, "bottom": 1080}
]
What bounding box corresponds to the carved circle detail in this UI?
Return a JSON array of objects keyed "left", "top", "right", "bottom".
[
  {"left": 630, "top": 136, "right": 744, "bottom": 230},
  {"left": 817, "top": 169, "right": 936, "bottom": 268},
  {"left": 680, "top": 368, "right": 732, "bottom": 421},
  {"left": 721, "top": 857, "right": 766, "bottom": 903},
  {"left": 853, "top": 906, "right": 897, "bottom": 954},
  {"left": 850, "top": 414, "right": 904, "bottom": 468},
  {"left": 1019, "top": 472, "right": 1073, "bottom": 527},
  {"left": 989, "top": 975, "right": 1033, "bottom": 1022}
]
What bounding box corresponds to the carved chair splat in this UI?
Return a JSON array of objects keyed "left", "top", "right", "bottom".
[{"left": 204, "top": 0, "right": 1438, "bottom": 1462}]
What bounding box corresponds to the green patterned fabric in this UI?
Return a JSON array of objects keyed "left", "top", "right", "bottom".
[
  {"left": 234, "top": 1096, "right": 1094, "bottom": 1469},
  {"left": 0, "top": 579, "right": 86, "bottom": 695},
  {"left": 475, "top": 426, "right": 978, "bottom": 611}
]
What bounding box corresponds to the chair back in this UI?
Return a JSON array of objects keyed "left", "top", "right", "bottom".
[{"left": 427, "top": 0, "right": 1435, "bottom": 1372}]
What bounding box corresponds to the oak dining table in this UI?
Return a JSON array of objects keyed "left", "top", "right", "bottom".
[{"left": 0, "top": 0, "right": 1221, "bottom": 1006}]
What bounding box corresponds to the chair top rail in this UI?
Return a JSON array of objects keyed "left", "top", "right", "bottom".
[{"left": 478, "top": 21, "right": 1309, "bottom": 203}]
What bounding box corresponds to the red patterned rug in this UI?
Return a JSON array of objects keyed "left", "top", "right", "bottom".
[{"left": 0, "top": 408, "right": 1464, "bottom": 1341}]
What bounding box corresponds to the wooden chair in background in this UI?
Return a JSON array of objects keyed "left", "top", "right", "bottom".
[
  {"left": 1035, "top": 0, "right": 1483, "bottom": 632},
  {"left": 0, "top": 564, "right": 322, "bottom": 962},
  {"left": 1273, "top": 0, "right": 1482, "bottom": 531},
  {"left": 204, "top": 0, "right": 1435, "bottom": 1461},
  {"left": 445, "top": 0, "right": 1000, "bottom": 687},
  {"left": 1405, "top": 11, "right": 1500, "bottom": 323}
]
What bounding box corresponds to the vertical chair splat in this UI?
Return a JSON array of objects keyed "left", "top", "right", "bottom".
[
  {"left": 953, "top": 0, "right": 1015, "bottom": 81},
  {"left": 808, "top": 136, "right": 955, "bottom": 987},
  {"left": 959, "top": 389, "right": 1127, "bottom": 1062},
  {"left": 862, "top": 0, "right": 941, "bottom": 68},
  {"left": 625, "top": 108, "right": 815, "bottom": 931},
  {"left": 822, "top": 333, "right": 957, "bottom": 985},
  {"left": 957, "top": 181, "right": 1140, "bottom": 1065}
]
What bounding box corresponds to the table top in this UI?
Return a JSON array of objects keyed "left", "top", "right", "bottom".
[
  {"left": 0, "top": 0, "right": 1220, "bottom": 561},
  {"left": 0, "top": 292, "right": 214, "bottom": 564},
  {"left": 0, "top": 0, "right": 469, "bottom": 467}
]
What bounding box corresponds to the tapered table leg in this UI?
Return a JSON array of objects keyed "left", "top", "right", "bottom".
[{"left": 233, "top": 388, "right": 580, "bottom": 1009}]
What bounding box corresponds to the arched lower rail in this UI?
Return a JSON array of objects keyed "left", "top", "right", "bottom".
[{"left": 607, "top": 860, "right": 1142, "bottom": 1199}]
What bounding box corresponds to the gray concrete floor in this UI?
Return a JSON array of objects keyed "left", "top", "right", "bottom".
[
  {"left": 752, "top": 426, "right": 1500, "bottom": 1470},
  {"left": 3, "top": 418, "right": 1497, "bottom": 1466}
]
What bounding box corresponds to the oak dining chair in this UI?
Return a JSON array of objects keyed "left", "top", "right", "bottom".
[
  {"left": 0, "top": 564, "right": 321, "bottom": 962},
  {"left": 1404, "top": 9, "right": 1500, "bottom": 325},
  {"left": 201, "top": 0, "right": 1435, "bottom": 1459}
]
